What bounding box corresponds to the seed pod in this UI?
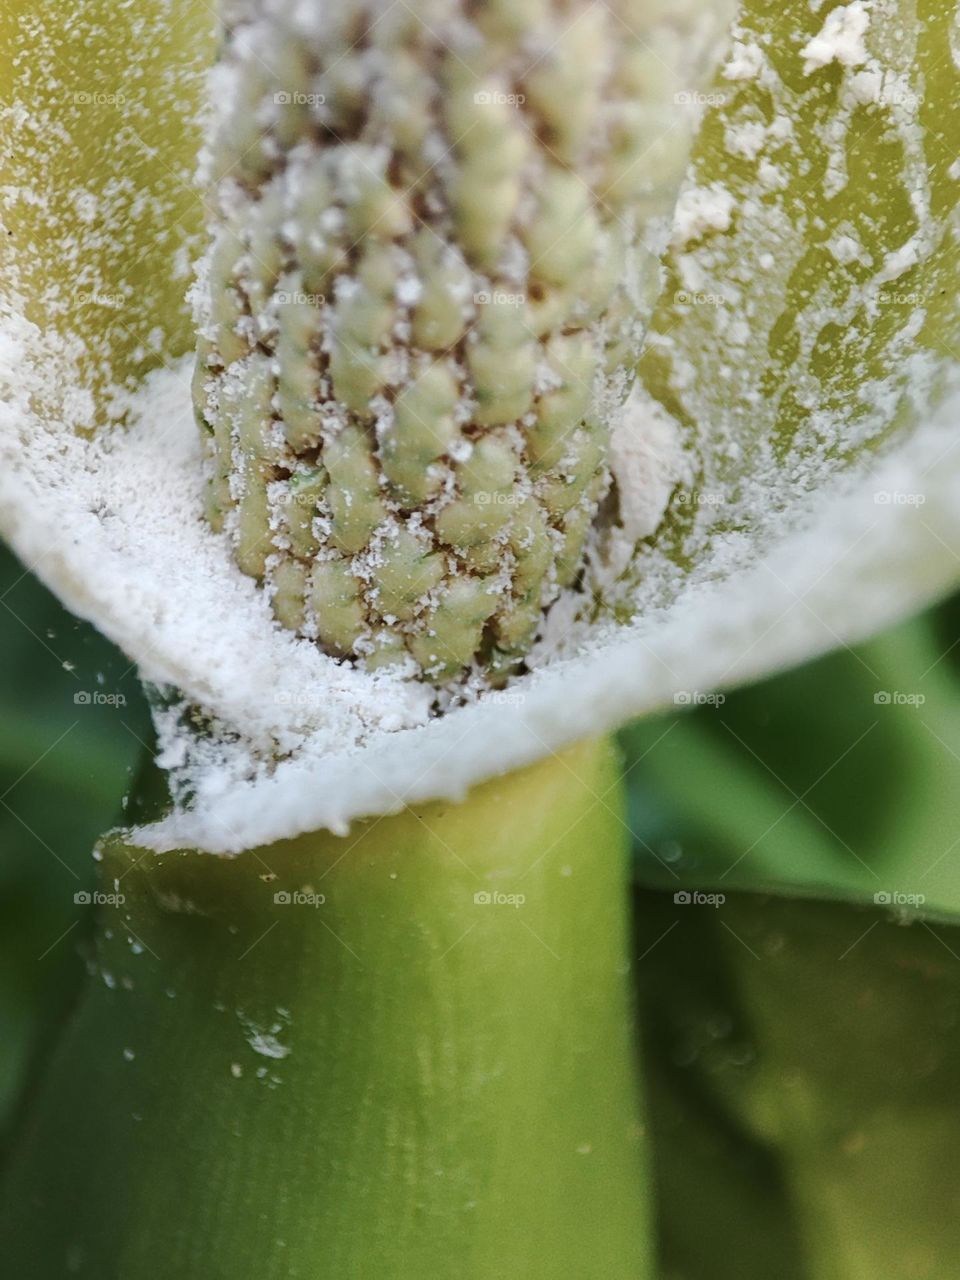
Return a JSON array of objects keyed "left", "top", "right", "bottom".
[{"left": 195, "top": 0, "right": 682, "bottom": 682}]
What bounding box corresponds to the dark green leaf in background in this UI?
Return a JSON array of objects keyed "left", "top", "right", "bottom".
[
  {"left": 2, "top": 543, "right": 960, "bottom": 1279},
  {"left": 635, "top": 891, "right": 960, "bottom": 1280},
  {"left": 622, "top": 591, "right": 960, "bottom": 1278},
  {"left": 0, "top": 547, "right": 149, "bottom": 1153},
  {"left": 622, "top": 597, "right": 960, "bottom": 921}
]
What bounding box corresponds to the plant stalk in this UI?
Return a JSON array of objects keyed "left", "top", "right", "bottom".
[{"left": 0, "top": 738, "right": 649, "bottom": 1278}]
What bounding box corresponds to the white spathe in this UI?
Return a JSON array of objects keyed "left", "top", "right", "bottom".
[
  {"left": 1, "top": 331, "right": 957, "bottom": 851},
  {"left": 0, "top": 0, "right": 957, "bottom": 852}
]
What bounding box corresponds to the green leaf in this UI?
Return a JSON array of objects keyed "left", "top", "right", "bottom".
[
  {"left": 622, "top": 598, "right": 960, "bottom": 921},
  {"left": 0, "top": 547, "right": 150, "bottom": 1151},
  {"left": 636, "top": 888, "right": 960, "bottom": 1280}
]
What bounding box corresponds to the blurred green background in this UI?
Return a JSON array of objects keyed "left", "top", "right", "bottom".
[
  {"left": 1, "top": 543, "right": 958, "bottom": 1276},
  {"left": 0, "top": 545, "right": 151, "bottom": 1157}
]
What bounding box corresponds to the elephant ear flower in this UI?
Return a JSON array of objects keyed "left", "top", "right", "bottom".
[
  {"left": 1, "top": 4, "right": 960, "bottom": 1279},
  {"left": 0, "top": 0, "right": 957, "bottom": 855}
]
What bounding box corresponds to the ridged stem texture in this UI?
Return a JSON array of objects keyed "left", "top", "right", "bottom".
[{"left": 0, "top": 739, "right": 651, "bottom": 1279}]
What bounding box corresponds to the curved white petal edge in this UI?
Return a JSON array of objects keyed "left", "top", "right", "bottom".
[
  {"left": 1, "top": 306, "right": 957, "bottom": 851},
  {"left": 1, "top": 0, "right": 957, "bottom": 853}
]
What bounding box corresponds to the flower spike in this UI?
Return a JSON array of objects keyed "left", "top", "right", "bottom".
[{"left": 195, "top": 0, "right": 711, "bottom": 682}]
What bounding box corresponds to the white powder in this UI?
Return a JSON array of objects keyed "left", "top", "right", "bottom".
[
  {"left": 1, "top": 0, "right": 954, "bottom": 857},
  {"left": 801, "top": 2, "right": 871, "bottom": 75},
  {"left": 670, "top": 184, "right": 736, "bottom": 250},
  {"left": 136, "top": 371, "right": 960, "bottom": 854},
  {"left": 0, "top": 345, "right": 435, "bottom": 802},
  {"left": 827, "top": 233, "right": 865, "bottom": 265},
  {"left": 2, "top": 295, "right": 956, "bottom": 856},
  {"left": 877, "top": 237, "right": 921, "bottom": 282},
  {"left": 723, "top": 41, "right": 767, "bottom": 82},
  {"left": 724, "top": 120, "right": 768, "bottom": 162},
  {"left": 239, "top": 1013, "right": 291, "bottom": 1060},
  {"left": 605, "top": 388, "right": 691, "bottom": 577}
]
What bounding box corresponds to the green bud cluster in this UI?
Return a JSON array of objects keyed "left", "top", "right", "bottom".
[{"left": 195, "top": 0, "right": 662, "bottom": 683}]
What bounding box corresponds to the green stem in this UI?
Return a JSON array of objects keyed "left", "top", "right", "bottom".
[{"left": 0, "top": 739, "right": 650, "bottom": 1279}]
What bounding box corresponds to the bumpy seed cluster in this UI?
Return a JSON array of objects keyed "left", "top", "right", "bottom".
[{"left": 195, "top": 0, "right": 660, "bottom": 683}]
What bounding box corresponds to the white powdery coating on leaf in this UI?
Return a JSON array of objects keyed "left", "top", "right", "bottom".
[
  {"left": 605, "top": 389, "right": 692, "bottom": 576},
  {"left": 0, "top": 348, "right": 435, "bottom": 786},
  {"left": 670, "top": 184, "right": 736, "bottom": 250},
  {"left": 132, "top": 371, "right": 960, "bottom": 853},
  {"left": 722, "top": 40, "right": 767, "bottom": 84},
  {"left": 2, "top": 334, "right": 957, "bottom": 853},
  {"left": 801, "top": 2, "right": 871, "bottom": 76},
  {"left": 1, "top": 0, "right": 955, "bottom": 853}
]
